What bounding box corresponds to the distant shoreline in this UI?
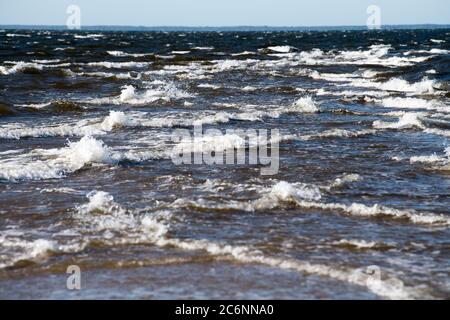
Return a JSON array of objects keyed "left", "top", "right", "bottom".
[{"left": 1, "top": 24, "right": 450, "bottom": 32}]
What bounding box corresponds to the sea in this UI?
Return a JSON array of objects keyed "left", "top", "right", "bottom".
[{"left": 0, "top": 27, "right": 449, "bottom": 299}]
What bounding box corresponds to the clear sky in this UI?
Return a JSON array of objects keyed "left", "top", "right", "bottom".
[{"left": 0, "top": 0, "right": 449, "bottom": 26}]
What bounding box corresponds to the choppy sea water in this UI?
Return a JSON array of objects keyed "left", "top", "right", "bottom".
[{"left": 0, "top": 29, "right": 449, "bottom": 299}]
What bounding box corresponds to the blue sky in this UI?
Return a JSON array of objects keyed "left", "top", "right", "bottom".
[{"left": 0, "top": 0, "right": 449, "bottom": 26}]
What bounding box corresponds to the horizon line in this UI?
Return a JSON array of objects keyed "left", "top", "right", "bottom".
[{"left": 1, "top": 23, "right": 450, "bottom": 30}]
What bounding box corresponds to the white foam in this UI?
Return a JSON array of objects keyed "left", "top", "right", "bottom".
[
  {"left": 241, "top": 86, "right": 257, "bottom": 92},
  {"left": 172, "top": 181, "right": 450, "bottom": 226},
  {"left": 6, "top": 33, "right": 30, "bottom": 37},
  {"left": 87, "top": 61, "right": 149, "bottom": 69},
  {"left": 192, "top": 46, "right": 214, "bottom": 50},
  {"left": 0, "top": 111, "right": 137, "bottom": 140},
  {"left": 267, "top": 181, "right": 322, "bottom": 202},
  {"left": 288, "top": 200, "right": 449, "bottom": 226},
  {"left": 362, "top": 70, "right": 379, "bottom": 78},
  {"left": 380, "top": 78, "right": 435, "bottom": 94},
  {"left": 197, "top": 83, "right": 221, "bottom": 89},
  {"left": 119, "top": 85, "right": 136, "bottom": 102},
  {"left": 75, "top": 191, "right": 141, "bottom": 231},
  {"left": 161, "top": 235, "right": 419, "bottom": 299},
  {"left": 286, "top": 45, "right": 427, "bottom": 67},
  {"left": 350, "top": 77, "right": 437, "bottom": 95},
  {"left": 78, "top": 71, "right": 137, "bottom": 80},
  {"left": 75, "top": 191, "right": 171, "bottom": 241},
  {"left": 373, "top": 113, "right": 424, "bottom": 129},
  {"left": 84, "top": 192, "right": 426, "bottom": 299},
  {"left": 1, "top": 188, "right": 425, "bottom": 299},
  {"left": 423, "top": 128, "right": 450, "bottom": 138},
  {"left": 174, "top": 133, "right": 246, "bottom": 154},
  {"left": 171, "top": 50, "right": 190, "bottom": 55},
  {"left": 339, "top": 44, "right": 390, "bottom": 60},
  {"left": 74, "top": 34, "right": 104, "bottom": 39},
  {"left": 231, "top": 51, "right": 255, "bottom": 56},
  {"left": 54, "top": 47, "right": 74, "bottom": 51},
  {"left": 0, "top": 236, "right": 84, "bottom": 269},
  {"left": 410, "top": 147, "right": 450, "bottom": 166},
  {"left": 297, "top": 49, "right": 325, "bottom": 64},
  {"left": 410, "top": 154, "right": 444, "bottom": 164},
  {"left": 0, "top": 61, "right": 44, "bottom": 75},
  {"left": 316, "top": 88, "right": 390, "bottom": 98},
  {"left": 330, "top": 174, "right": 362, "bottom": 188},
  {"left": 300, "top": 129, "right": 376, "bottom": 140},
  {"left": 309, "top": 70, "right": 360, "bottom": 82},
  {"left": 333, "top": 239, "right": 394, "bottom": 250},
  {"left": 266, "top": 45, "right": 296, "bottom": 53},
  {"left": 31, "top": 59, "right": 61, "bottom": 64},
  {"left": 213, "top": 59, "right": 255, "bottom": 71},
  {"left": 100, "top": 111, "right": 133, "bottom": 131},
  {"left": 290, "top": 96, "right": 320, "bottom": 113},
  {"left": 16, "top": 102, "right": 52, "bottom": 109},
  {"left": 106, "top": 50, "right": 151, "bottom": 57},
  {"left": 0, "top": 136, "right": 116, "bottom": 181},
  {"left": 0, "top": 237, "right": 54, "bottom": 268},
  {"left": 429, "top": 48, "right": 449, "bottom": 54},
  {"left": 53, "top": 136, "right": 114, "bottom": 171},
  {"left": 0, "top": 123, "right": 92, "bottom": 139},
  {"left": 91, "top": 83, "right": 193, "bottom": 105},
  {"left": 381, "top": 97, "right": 446, "bottom": 112},
  {"left": 40, "top": 187, "right": 80, "bottom": 194}
]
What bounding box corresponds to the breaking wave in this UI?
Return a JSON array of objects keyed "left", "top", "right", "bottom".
[
  {"left": 0, "top": 111, "right": 134, "bottom": 139},
  {"left": 410, "top": 147, "right": 450, "bottom": 171},
  {"left": 2, "top": 190, "right": 423, "bottom": 299},
  {"left": 0, "top": 136, "right": 116, "bottom": 181},
  {"left": 290, "top": 96, "right": 320, "bottom": 113},
  {"left": 373, "top": 113, "right": 425, "bottom": 130},
  {"left": 89, "top": 83, "right": 193, "bottom": 105},
  {"left": 171, "top": 181, "right": 450, "bottom": 226}
]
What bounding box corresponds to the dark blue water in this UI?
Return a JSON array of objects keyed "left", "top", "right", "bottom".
[{"left": 0, "top": 28, "right": 449, "bottom": 299}]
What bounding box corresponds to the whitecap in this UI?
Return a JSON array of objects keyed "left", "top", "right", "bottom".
[
  {"left": 191, "top": 46, "right": 214, "bottom": 50},
  {"left": 171, "top": 181, "right": 450, "bottom": 226},
  {"left": 197, "top": 83, "right": 221, "bottom": 89},
  {"left": 89, "top": 83, "right": 193, "bottom": 105},
  {"left": 410, "top": 147, "right": 450, "bottom": 169},
  {"left": 266, "top": 45, "right": 297, "bottom": 53},
  {"left": 0, "top": 136, "right": 116, "bottom": 181},
  {"left": 0, "top": 111, "right": 135, "bottom": 140},
  {"left": 333, "top": 239, "right": 395, "bottom": 250},
  {"left": 373, "top": 113, "right": 425, "bottom": 130},
  {"left": 231, "top": 51, "right": 255, "bottom": 56},
  {"left": 6, "top": 33, "right": 30, "bottom": 37},
  {"left": 87, "top": 61, "right": 150, "bottom": 69},
  {"left": 430, "top": 39, "right": 445, "bottom": 44},
  {"left": 171, "top": 50, "right": 190, "bottom": 55},
  {"left": 0, "top": 61, "right": 44, "bottom": 75},
  {"left": 300, "top": 129, "right": 376, "bottom": 140},
  {"left": 74, "top": 34, "right": 104, "bottom": 39},
  {"left": 106, "top": 50, "right": 151, "bottom": 57},
  {"left": 380, "top": 97, "right": 446, "bottom": 112},
  {"left": 290, "top": 96, "right": 320, "bottom": 113},
  {"left": 349, "top": 77, "right": 436, "bottom": 95},
  {"left": 173, "top": 133, "right": 246, "bottom": 155}
]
